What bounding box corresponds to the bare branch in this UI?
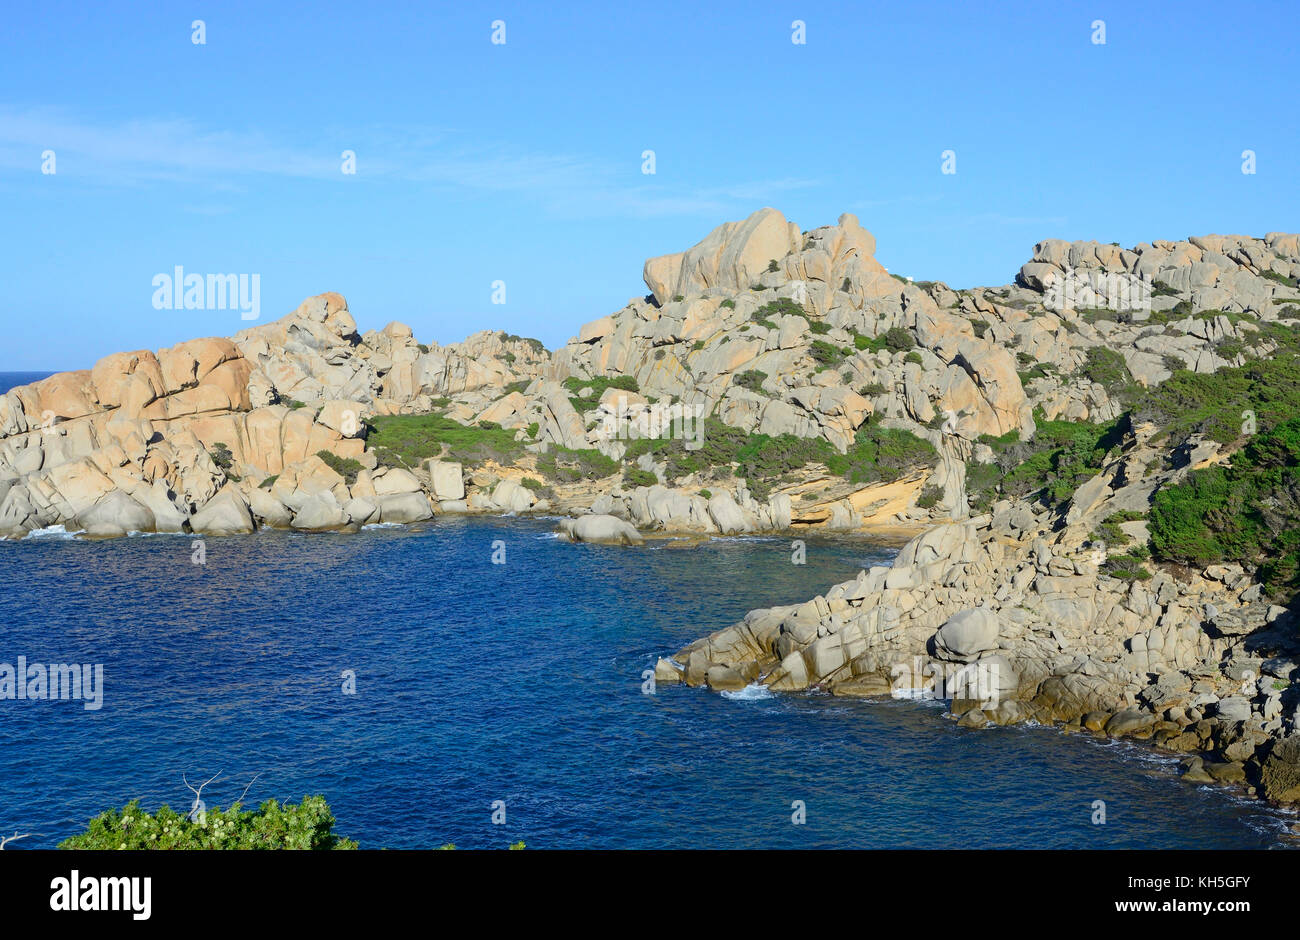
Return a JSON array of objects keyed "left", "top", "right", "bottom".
[
  {"left": 232, "top": 772, "right": 263, "bottom": 807},
  {"left": 182, "top": 770, "right": 223, "bottom": 801},
  {"left": 183, "top": 770, "right": 223, "bottom": 822},
  {"left": 0, "top": 831, "right": 39, "bottom": 850}
]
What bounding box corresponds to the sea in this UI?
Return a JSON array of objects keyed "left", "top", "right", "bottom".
[{"left": 0, "top": 371, "right": 1294, "bottom": 849}]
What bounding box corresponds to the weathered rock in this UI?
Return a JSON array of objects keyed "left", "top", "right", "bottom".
[
  {"left": 1260, "top": 736, "right": 1300, "bottom": 802},
  {"left": 558, "top": 514, "right": 644, "bottom": 546},
  {"left": 190, "top": 488, "right": 255, "bottom": 535},
  {"left": 932, "top": 608, "right": 1000, "bottom": 662},
  {"left": 77, "top": 491, "right": 155, "bottom": 537},
  {"left": 428, "top": 460, "right": 465, "bottom": 501}
]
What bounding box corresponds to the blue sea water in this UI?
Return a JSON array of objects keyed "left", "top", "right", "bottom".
[
  {"left": 0, "top": 516, "right": 1294, "bottom": 849},
  {"left": 0, "top": 372, "right": 53, "bottom": 394}
]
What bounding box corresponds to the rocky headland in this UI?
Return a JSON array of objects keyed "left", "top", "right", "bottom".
[{"left": 8, "top": 208, "right": 1300, "bottom": 807}]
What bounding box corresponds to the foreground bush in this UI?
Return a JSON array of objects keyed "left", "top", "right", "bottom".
[{"left": 59, "top": 796, "right": 357, "bottom": 850}]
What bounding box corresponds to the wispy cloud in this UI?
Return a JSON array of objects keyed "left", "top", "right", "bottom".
[{"left": 0, "top": 107, "right": 818, "bottom": 219}]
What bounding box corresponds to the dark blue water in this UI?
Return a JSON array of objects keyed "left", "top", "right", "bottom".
[
  {"left": 0, "top": 372, "right": 53, "bottom": 394},
  {"left": 0, "top": 517, "right": 1294, "bottom": 848}
]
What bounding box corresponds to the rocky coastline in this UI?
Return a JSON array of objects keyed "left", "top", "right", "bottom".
[{"left": 7, "top": 208, "right": 1300, "bottom": 817}]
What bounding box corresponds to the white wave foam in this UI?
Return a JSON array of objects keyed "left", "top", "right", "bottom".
[
  {"left": 721, "top": 683, "right": 775, "bottom": 701},
  {"left": 362, "top": 522, "right": 405, "bottom": 530},
  {"left": 890, "top": 687, "right": 941, "bottom": 701},
  {"left": 24, "top": 524, "right": 83, "bottom": 540}
]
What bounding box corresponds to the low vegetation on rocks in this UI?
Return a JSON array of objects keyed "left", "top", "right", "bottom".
[
  {"left": 966, "top": 417, "right": 1122, "bottom": 512},
  {"left": 1131, "top": 321, "right": 1300, "bottom": 445},
  {"left": 1151, "top": 416, "right": 1300, "bottom": 599},
  {"left": 315, "top": 450, "right": 363, "bottom": 484},
  {"left": 823, "top": 420, "right": 937, "bottom": 485},
  {"left": 563, "top": 375, "right": 638, "bottom": 413},
  {"left": 538, "top": 445, "right": 620, "bottom": 482},
  {"left": 367, "top": 413, "right": 526, "bottom": 468},
  {"left": 619, "top": 415, "right": 937, "bottom": 501}
]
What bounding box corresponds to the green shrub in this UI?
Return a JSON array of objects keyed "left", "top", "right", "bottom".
[
  {"left": 883, "top": 327, "right": 915, "bottom": 351},
  {"left": 977, "top": 429, "right": 1021, "bottom": 449},
  {"left": 620, "top": 417, "right": 933, "bottom": 498},
  {"left": 1150, "top": 416, "right": 1300, "bottom": 599},
  {"left": 809, "top": 321, "right": 831, "bottom": 335},
  {"left": 209, "top": 443, "right": 234, "bottom": 471},
  {"left": 810, "top": 340, "right": 847, "bottom": 366},
  {"left": 258, "top": 475, "right": 278, "bottom": 490},
  {"left": 967, "top": 416, "right": 1122, "bottom": 510},
  {"left": 965, "top": 461, "right": 1003, "bottom": 512},
  {"left": 623, "top": 467, "right": 658, "bottom": 488},
  {"left": 519, "top": 476, "right": 545, "bottom": 491},
  {"left": 915, "top": 483, "right": 943, "bottom": 509},
  {"left": 1018, "top": 363, "right": 1055, "bottom": 385},
  {"left": 563, "top": 375, "right": 640, "bottom": 413},
  {"left": 1077, "top": 347, "right": 1136, "bottom": 403},
  {"left": 497, "top": 332, "right": 546, "bottom": 354},
  {"left": 767, "top": 259, "right": 779, "bottom": 273},
  {"left": 1262, "top": 270, "right": 1300, "bottom": 289},
  {"left": 1129, "top": 322, "right": 1300, "bottom": 445},
  {"left": 1090, "top": 518, "right": 1132, "bottom": 548},
  {"left": 1079, "top": 307, "right": 1125, "bottom": 324},
  {"left": 858, "top": 382, "right": 887, "bottom": 397},
  {"left": 1101, "top": 550, "right": 1153, "bottom": 581},
  {"left": 59, "top": 796, "right": 356, "bottom": 850},
  {"left": 1216, "top": 339, "right": 1244, "bottom": 361},
  {"left": 316, "top": 450, "right": 363, "bottom": 484},
  {"left": 752, "top": 297, "right": 806, "bottom": 327},
  {"left": 367, "top": 413, "right": 524, "bottom": 468},
  {"left": 824, "top": 421, "right": 938, "bottom": 485},
  {"left": 538, "top": 446, "right": 619, "bottom": 482},
  {"left": 733, "top": 370, "right": 768, "bottom": 393}
]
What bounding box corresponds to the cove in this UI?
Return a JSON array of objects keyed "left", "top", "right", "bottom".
[{"left": 0, "top": 517, "right": 1293, "bottom": 848}]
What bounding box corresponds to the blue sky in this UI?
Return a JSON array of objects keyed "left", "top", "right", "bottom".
[{"left": 0, "top": 0, "right": 1295, "bottom": 370}]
